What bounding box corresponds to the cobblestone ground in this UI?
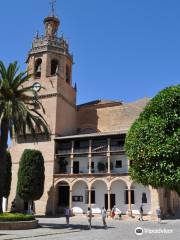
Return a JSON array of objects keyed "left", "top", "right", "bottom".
[{"left": 0, "top": 216, "right": 180, "bottom": 240}]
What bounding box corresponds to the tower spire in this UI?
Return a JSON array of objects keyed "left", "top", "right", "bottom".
[
  {"left": 43, "top": 0, "right": 60, "bottom": 38},
  {"left": 50, "top": 0, "right": 56, "bottom": 16}
]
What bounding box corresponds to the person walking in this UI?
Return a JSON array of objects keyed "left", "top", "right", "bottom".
[
  {"left": 111, "top": 205, "right": 116, "bottom": 219},
  {"left": 64, "top": 207, "right": 70, "bottom": 226},
  {"left": 156, "top": 207, "right": 162, "bottom": 223},
  {"left": 87, "top": 207, "right": 92, "bottom": 230},
  {"left": 138, "top": 204, "right": 143, "bottom": 221},
  {"left": 101, "top": 207, "right": 107, "bottom": 229}
]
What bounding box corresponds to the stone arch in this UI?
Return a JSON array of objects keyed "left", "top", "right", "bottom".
[
  {"left": 71, "top": 179, "right": 89, "bottom": 214},
  {"left": 89, "top": 179, "right": 108, "bottom": 213},
  {"left": 89, "top": 178, "right": 108, "bottom": 189},
  {"left": 54, "top": 180, "right": 71, "bottom": 214},
  {"left": 110, "top": 177, "right": 129, "bottom": 189},
  {"left": 110, "top": 177, "right": 129, "bottom": 213},
  {"left": 55, "top": 179, "right": 71, "bottom": 188},
  {"left": 72, "top": 179, "right": 89, "bottom": 189}
]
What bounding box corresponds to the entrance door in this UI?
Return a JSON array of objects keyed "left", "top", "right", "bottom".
[
  {"left": 105, "top": 194, "right": 116, "bottom": 210},
  {"left": 73, "top": 161, "right": 79, "bottom": 174},
  {"left": 58, "top": 186, "right": 69, "bottom": 207}
]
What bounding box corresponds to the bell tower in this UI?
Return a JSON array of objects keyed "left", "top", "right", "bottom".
[{"left": 26, "top": 6, "right": 77, "bottom": 136}]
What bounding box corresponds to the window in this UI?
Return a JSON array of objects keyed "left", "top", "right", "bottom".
[
  {"left": 115, "top": 160, "right": 122, "bottom": 168},
  {"left": 92, "top": 139, "right": 107, "bottom": 152},
  {"left": 51, "top": 59, "right": 59, "bottom": 76},
  {"left": 35, "top": 58, "right": 42, "bottom": 78},
  {"left": 85, "top": 189, "right": 96, "bottom": 204},
  {"left": 74, "top": 140, "right": 89, "bottom": 149},
  {"left": 142, "top": 192, "right": 147, "bottom": 203},
  {"left": 66, "top": 64, "right": 71, "bottom": 84},
  {"left": 124, "top": 190, "right": 135, "bottom": 204},
  {"left": 91, "top": 190, "right": 95, "bottom": 204}
]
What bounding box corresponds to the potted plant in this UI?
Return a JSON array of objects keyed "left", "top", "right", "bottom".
[
  {"left": 59, "top": 158, "right": 68, "bottom": 173},
  {"left": 97, "top": 162, "right": 106, "bottom": 172}
]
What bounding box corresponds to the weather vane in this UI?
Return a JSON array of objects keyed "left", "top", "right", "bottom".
[{"left": 50, "top": 0, "right": 56, "bottom": 16}]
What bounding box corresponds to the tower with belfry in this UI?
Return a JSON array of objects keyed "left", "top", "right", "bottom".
[{"left": 7, "top": 2, "right": 180, "bottom": 217}]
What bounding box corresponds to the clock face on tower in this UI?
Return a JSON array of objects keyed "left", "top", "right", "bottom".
[{"left": 32, "top": 82, "right": 41, "bottom": 92}]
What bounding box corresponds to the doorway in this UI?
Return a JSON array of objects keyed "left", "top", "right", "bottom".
[
  {"left": 58, "top": 186, "right": 69, "bottom": 207},
  {"left": 105, "top": 194, "right": 116, "bottom": 210},
  {"left": 73, "top": 161, "right": 79, "bottom": 174}
]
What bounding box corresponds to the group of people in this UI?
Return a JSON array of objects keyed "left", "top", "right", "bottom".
[
  {"left": 64, "top": 206, "right": 108, "bottom": 229},
  {"left": 65, "top": 204, "right": 162, "bottom": 229},
  {"left": 87, "top": 207, "right": 108, "bottom": 230}
]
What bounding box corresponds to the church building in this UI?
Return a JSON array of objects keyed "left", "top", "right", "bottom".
[{"left": 8, "top": 9, "right": 180, "bottom": 218}]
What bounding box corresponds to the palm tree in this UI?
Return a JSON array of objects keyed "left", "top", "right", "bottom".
[{"left": 0, "top": 61, "right": 49, "bottom": 213}]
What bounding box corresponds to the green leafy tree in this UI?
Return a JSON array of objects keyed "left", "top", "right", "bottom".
[
  {"left": 17, "top": 149, "right": 45, "bottom": 213},
  {"left": 2, "top": 151, "right": 12, "bottom": 198},
  {"left": 125, "top": 85, "right": 180, "bottom": 194},
  {"left": 0, "top": 61, "right": 49, "bottom": 213}
]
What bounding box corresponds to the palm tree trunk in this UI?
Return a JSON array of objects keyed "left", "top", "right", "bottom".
[{"left": 0, "top": 119, "right": 9, "bottom": 213}]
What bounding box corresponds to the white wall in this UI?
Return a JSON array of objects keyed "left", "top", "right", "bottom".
[
  {"left": 72, "top": 181, "right": 88, "bottom": 213},
  {"left": 111, "top": 180, "right": 128, "bottom": 214},
  {"left": 74, "top": 157, "right": 89, "bottom": 173},
  {"left": 131, "top": 183, "right": 151, "bottom": 214},
  {"left": 71, "top": 180, "right": 152, "bottom": 215},
  {"left": 91, "top": 181, "right": 107, "bottom": 213},
  {"left": 111, "top": 154, "right": 128, "bottom": 173}
]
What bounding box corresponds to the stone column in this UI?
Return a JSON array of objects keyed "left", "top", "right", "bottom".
[
  {"left": 88, "top": 156, "right": 92, "bottom": 174},
  {"left": 107, "top": 138, "right": 111, "bottom": 173},
  {"left": 107, "top": 138, "right": 110, "bottom": 152},
  {"left": 107, "top": 155, "right": 110, "bottom": 174},
  {"left": 128, "top": 189, "right": 132, "bottom": 217},
  {"left": 108, "top": 189, "right": 111, "bottom": 214},
  {"left": 70, "top": 156, "right": 74, "bottom": 174},
  {"left": 69, "top": 189, "right": 72, "bottom": 208},
  {"left": 88, "top": 140, "right": 92, "bottom": 174},
  {"left": 88, "top": 189, "right": 91, "bottom": 208},
  {"left": 70, "top": 141, "right": 74, "bottom": 174}
]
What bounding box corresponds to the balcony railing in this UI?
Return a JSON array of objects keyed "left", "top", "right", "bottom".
[
  {"left": 55, "top": 166, "right": 128, "bottom": 175},
  {"left": 73, "top": 148, "right": 89, "bottom": 154},
  {"left": 56, "top": 149, "right": 71, "bottom": 155}
]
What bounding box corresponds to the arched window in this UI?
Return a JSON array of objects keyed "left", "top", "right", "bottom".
[
  {"left": 35, "top": 58, "right": 42, "bottom": 78},
  {"left": 51, "top": 59, "right": 59, "bottom": 76},
  {"left": 66, "top": 64, "right": 71, "bottom": 84},
  {"left": 142, "top": 192, "right": 147, "bottom": 203}
]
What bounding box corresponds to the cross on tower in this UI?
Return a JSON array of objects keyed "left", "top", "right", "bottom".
[{"left": 50, "top": 0, "right": 56, "bottom": 16}]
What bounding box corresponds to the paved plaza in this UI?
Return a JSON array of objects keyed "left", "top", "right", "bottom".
[{"left": 0, "top": 216, "right": 180, "bottom": 240}]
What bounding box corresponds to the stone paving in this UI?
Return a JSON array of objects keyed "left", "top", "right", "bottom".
[{"left": 0, "top": 216, "right": 180, "bottom": 240}]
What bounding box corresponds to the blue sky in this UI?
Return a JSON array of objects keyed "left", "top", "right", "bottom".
[{"left": 0, "top": 0, "right": 179, "bottom": 104}]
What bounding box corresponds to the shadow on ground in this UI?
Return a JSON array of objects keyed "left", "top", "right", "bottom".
[
  {"left": 39, "top": 223, "right": 115, "bottom": 230},
  {"left": 164, "top": 211, "right": 180, "bottom": 220}
]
